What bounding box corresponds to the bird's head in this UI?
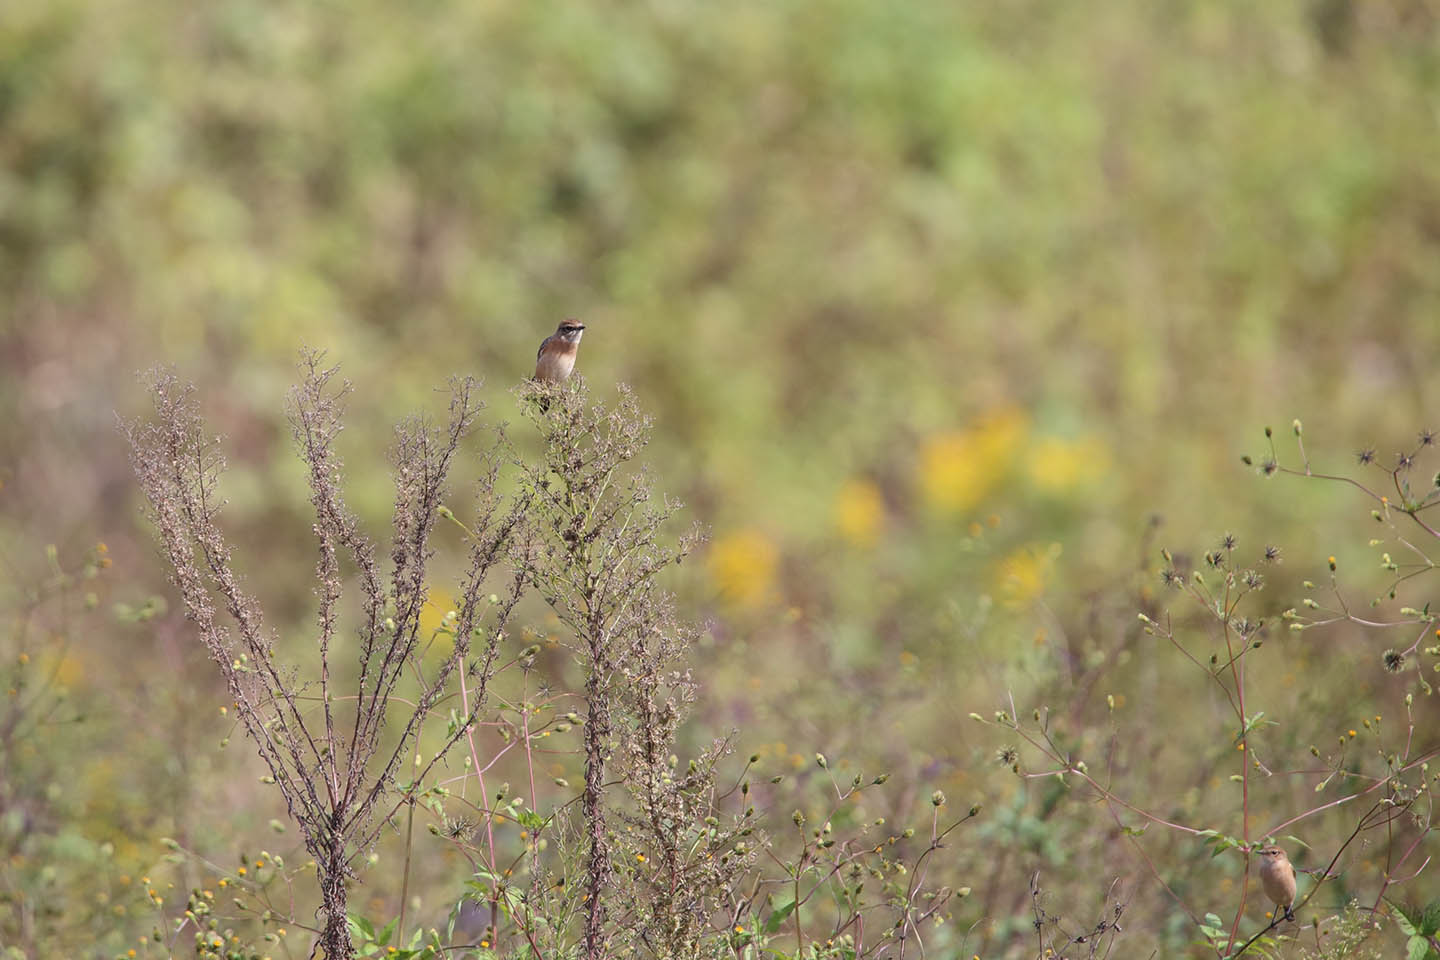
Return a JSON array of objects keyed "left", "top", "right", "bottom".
[
  {"left": 1259, "top": 846, "right": 1287, "bottom": 862},
  {"left": 555, "top": 319, "right": 586, "bottom": 343}
]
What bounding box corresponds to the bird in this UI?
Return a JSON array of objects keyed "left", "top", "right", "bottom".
[
  {"left": 533, "top": 319, "right": 586, "bottom": 382},
  {"left": 1258, "top": 846, "right": 1297, "bottom": 922}
]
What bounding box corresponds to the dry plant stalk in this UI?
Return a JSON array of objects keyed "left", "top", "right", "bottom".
[
  {"left": 514, "top": 376, "right": 755, "bottom": 959},
  {"left": 128, "top": 359, "right": 757, "bottom": 959},
  {"left": 126, "top": 351, "right": 530, "bottom": 957}
]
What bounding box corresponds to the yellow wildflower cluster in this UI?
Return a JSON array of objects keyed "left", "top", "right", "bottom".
[
  {"left": 919, "top": 408, "right": 1027, "bottom": 514},
  {"left": 708, "top": 528, "right": 778, "bottom": 609},
  {"left": 996, "top": 543, "right": 1062, "bottom": 609}
]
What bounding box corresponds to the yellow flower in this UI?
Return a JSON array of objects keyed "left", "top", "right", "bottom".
[
  {"left": 708, "top": 529, "right": 778, "bottom": 608},
  {"left": 834, "top": 479, "right": 885, "bottom": 547},
  {"left": 920, "top": 409, "right": 1027, "bottom": 514},
  {"left": 1026, "top": 435, "right": 1108, "bottom": 494},
  {"left": 996, "top": 543, "right": 1061, "bottom": 609}
]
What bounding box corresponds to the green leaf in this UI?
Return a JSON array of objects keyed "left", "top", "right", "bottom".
[
  {"left": 1406, "top": 935, "right": 1430, "bottom": 960},
  {"left": 763, "top": 897, "right": 797, "bottom": 934},
  {"left": 1422, "top": 898, "right": 1440, "bottom": 935},
  {"left": 1233, "top": 712, "right": 1275, "bottom": 744},
  {"left": 1209, "top": 836, "right": 1239, "bottom": 858}
]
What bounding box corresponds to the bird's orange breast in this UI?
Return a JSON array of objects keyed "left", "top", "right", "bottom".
[{"left": 535, "top": 341, "right": 578, "bottom": 381}]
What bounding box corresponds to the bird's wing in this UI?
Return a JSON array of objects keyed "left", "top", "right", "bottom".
[{"left": 536, "top": 335, "right": 552, "bottom": 362}]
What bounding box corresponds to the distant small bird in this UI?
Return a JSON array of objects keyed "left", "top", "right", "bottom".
[
  {"left": 534, "top": 319, "right": 586, "bottom": 382},
  {"left": 1258, "top": 846, "right": 1297, "bottom": 921}
]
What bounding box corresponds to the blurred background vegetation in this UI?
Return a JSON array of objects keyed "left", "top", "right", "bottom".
[{"left": 3, "top": 0, "right": 1440, "bottom": 955}]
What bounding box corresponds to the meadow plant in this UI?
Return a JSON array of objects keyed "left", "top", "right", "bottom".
[
  {"left": 127, "top": 352, "right": 531, "bottom": 957},
  {"left": 127, "top": 358, "right": 969, "bottom": 959},
  {"left": 409, "top": 379, "right": 977, "bottom": 959},
  {"left": 968, "top": 420, "right": 1440, "bottom": 958}
]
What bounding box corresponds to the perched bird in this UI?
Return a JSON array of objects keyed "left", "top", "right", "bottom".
[
  {"left": 1258, "top": 846, "right": 1297, "bottom": 921},
  {"left": 533, "top": 319, "right": 586, "bottom": 382}
]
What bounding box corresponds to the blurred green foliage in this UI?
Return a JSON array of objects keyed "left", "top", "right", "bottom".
[{"left": 3, "top": 0, "right": 1440, "bottom": 955}]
